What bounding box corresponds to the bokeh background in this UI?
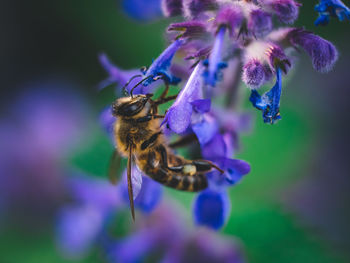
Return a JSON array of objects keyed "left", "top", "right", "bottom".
[{"left": 1, "top": 0, "right": 350, "bottom": 262}]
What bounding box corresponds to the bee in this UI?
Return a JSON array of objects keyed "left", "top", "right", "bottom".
[{"left": 109, "top": 76, "right": 223, "bottom": 220}]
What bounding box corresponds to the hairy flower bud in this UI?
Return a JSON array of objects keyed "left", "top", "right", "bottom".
[
  {"left": 242, "top": 59, "right": 266, "bottom": 89},
  {"left": 162, "top": 0, "right": 183, "bottom": 17},
  {"left": 248, "top": 9, "right": 272, "bottom": 37},
  {"left": 183, "top": 0, "right": 218, "bottom": 18},
  {"left": 215, "top": 5, "right": 243, "bottom": 37}
]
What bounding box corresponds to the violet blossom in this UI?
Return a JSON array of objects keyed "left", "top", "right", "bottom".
[{"left": 97, "top": 0, "right": 340, "bottom": 232}]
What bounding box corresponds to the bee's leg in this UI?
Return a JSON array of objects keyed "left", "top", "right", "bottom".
[
  {"left": 168, "top": 133, "right": 198, "bottom": 149},
  {"left": 141, "top": 132, "right": 162, "bottom": 150},
  {"left": 192, "top": 160, "right": 224, "bottom": 174},
  {"left": 154, "top": 94, "right": 178, "bottom": 106},
  {"left": 160, "top": 82, "right": 170, "bottom": 99}
]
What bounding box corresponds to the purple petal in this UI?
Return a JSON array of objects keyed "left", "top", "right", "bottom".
[
  {"left": 193, "top": 189, "right": 231, "bottom": 230},
  {"left": 168, "top": 20, "right": 207, "bottom": 39},
  {"left": 99, "top": 106, "right": 116, "bottom": 139},
  {"left": 183, "top": 0, "right": 218, "bottom": 18},
  {"left": 287, "top": 28, "right": 338, "bottom": 73},
  {"left": 98, "top": 53, "right": 140, "bottom": 91},
  {"left": 201, "top": 133, "right": 227, "bottom": 160},
  {"left": 69, "top": 176, "right": 121, "bottom": 211},
  {"left": 98, "top": 53, "right": 154, "bottom": 95},
  {"left": 164, "top": 63, "right": 204, "bottom": 133},
  {"left": 242, "top": 59, "right": 266, "bottom": 89},
  {"left": 206, "top": 157, "right": 250, "bottom": 187},
  {"left": 222, "top": 158, "right": 251, "bottom": 185},
  {"left": 185, "top": 46, "right": 211, "bottom": 60},
  {"left": 191, "top": 99, "right": 211, "bottom": 113},
  {"left": 263, "top": 0, "right": 300, "bottom": 24},
  {"left": 108, "top": 229, "right": 160, "bottom": 263},
  {"left": 248, "top": 9, "right": 272, "bottom": 37},
  {"left": 166, "top": 101, "right": 193, "bottom": 134},
  {"left": 143, "top": 39, "right": 184, "bottom": 86},
  {"left": 56, "top": 205, "right": 104, "bottom": 259},
  {"left": 204, "top": 26, "right": 227, "bottom": 87},
  {"left": 215, "top": 5, "right": 243, "bottom": 37},
  {"left": 161, "top": 0, "right": 183, "bottom": 17},
  {"left": 265, "top": 44, "right": 291, "bottom": 74},
  {"left": 192, "top": 113, "right": 218, "bottom": 146}
]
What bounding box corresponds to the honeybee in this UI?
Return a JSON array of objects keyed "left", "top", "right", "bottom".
[{"left": 109, "top": 77, "right": 223, "bottom": 220}]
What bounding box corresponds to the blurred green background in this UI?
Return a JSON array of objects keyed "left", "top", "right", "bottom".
[{"left": 1, "top": 0, "right": 350, "bottom": 262}]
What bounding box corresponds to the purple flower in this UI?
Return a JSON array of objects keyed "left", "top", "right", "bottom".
[
  {"left": 262, "top": 0, "right": 300, "bottom": 24},
  {"left": 248, "top": 9, "right": 272, "bottom": 38},
  {"left": 56, "top": 205, "right": 106, "bottom": 259},
  {"left": 57, "top": 171, "right": 162, "bottom": 259},
  {"left": 99, "top": 106, "right": 116, "bottom": 142},
  {"left": 193, "top": 189, "right": 231, "bottom": 230},
  {"left": 183, "top": 0, "right": 218, "bottom": 18},
  {"left": 56, "top": 175, "right": 121, "bottom": 259},
  {"left": 287, "top": 28, "right": 338, "bottom": 73},
  {"left": 190, "top": 110, "right": 250, "bottom": 229},
  {"left": 106, "top": 204, "right": 245, "bottom": 263},
  {"left": 164, "top": 229, "right": 245, "bottom": 263},
  {"left": 204, "top": 26, "right": 227, "bottom": 87},
  {"left": 192, "top": 110, "right": 219, "bottom": 145},
  {"left": 250, "top": 67, "right": 282, "bottom": 124},
  {"left": 214, "top": 5, "right": 243, "bottom": 37},
  {"left": 168, "top": 20, "right": 207, "bottom": 40},
  {"left": 98, "top": 53, "right": 143, "bottom": 93},
  {"left": 122, "top": 0, "right": 163, "bottom": 21},
  {"left": 163, "top": 63, "right": 204, "bottom": 133},
  {"left": 0, "top": 83, "right": 88, "bottom": 224},
  {"left": 315, "top": 0, "right": 350, "bottom": 25},
  {"left": 143, "top": 39, "right": 184, "bottom": 86},
  {"left": 162, "top": 0, "right": 183, "bottom": 17},
  {"left": 242, "top": 59, "right": 267, "bottom": 89}
]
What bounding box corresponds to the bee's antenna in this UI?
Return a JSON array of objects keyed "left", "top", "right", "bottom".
[
  {"left": 121, "top": 75, "right": 143, "bottom": 96},
  {"left": 130, "top": 75, "right": 158, "bottom": 97}
]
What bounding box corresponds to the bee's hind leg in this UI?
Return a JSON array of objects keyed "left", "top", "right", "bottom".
[{"left": 192, "top": 160, "right": 224, "bottom": 174}]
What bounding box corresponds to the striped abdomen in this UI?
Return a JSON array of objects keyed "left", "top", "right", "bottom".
[{"left": 137, "top": 146, "right": 211, "bottom": 192}]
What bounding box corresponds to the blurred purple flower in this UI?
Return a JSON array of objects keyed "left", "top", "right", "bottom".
[
  {"left": 193, "top": 189, "right": 231, "bottom": 230},
  {"left": 56, "top": 171, "right": 163, "bottom": 259},
  {"left": 106, "top": 204, "right": 245, "bottom": 263},
  {"left": 122, "top": 0, "right": 163, "bottom": 21},
  {"left": 0, "top": 82, "right": 89, "bottom": 224},
  {"left": 56, "top": 175, "right": 121, "bottom": 259}
]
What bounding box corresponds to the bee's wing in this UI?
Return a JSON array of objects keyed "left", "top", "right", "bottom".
[
  {"left": 108, "top": 150, "right": 123, "bottom": 185},
  {"left": 127, "top": 145, "right": 135, "bottom": 221}
]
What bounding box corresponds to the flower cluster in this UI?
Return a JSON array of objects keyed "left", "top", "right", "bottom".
[
  {"left": 56, "top": 175, "right": 245, "bottom": 262},
  {"left": 99, "top": 0, "right": 339, "bottom": 230}
]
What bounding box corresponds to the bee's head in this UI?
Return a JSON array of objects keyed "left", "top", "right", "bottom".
[{"left": 112, "top": 94, "right": 152, "bottom": 117}]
